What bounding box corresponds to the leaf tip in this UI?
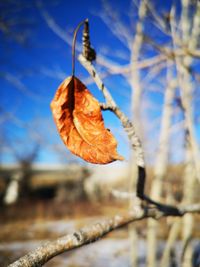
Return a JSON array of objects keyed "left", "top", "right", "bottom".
[{"left": 113, "top": 154, "right": 124, "bottom": 162}]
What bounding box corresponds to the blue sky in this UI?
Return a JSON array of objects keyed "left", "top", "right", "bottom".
[
  {"left": 0, "top": 0, "right": 133, "bottom": 164},
  {"left": 1, "top": 0, "right": 199, "bottom": 165}
]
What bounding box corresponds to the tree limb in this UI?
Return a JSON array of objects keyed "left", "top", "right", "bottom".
[
  {"left": 78, "top": 54, "right": 146, "bottom": 199},
  {"left": 8, "top": 203, "right": 200, "bottom": 267}
]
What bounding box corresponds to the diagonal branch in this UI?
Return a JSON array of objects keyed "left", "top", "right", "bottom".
[
  {"left": 8, "top": 203, "right": 200, "bottom": 267},
  {"left": 78, "top": 54, "right": 146, "bottom": 199},
  {"left": 145, "top": 0, "right": 170, "bottom": 35},
  {"left": 97, "top": 0, "right": 133, "bottom": 50},
  {"left": 36, "top": 0, "right": 81, "bottom": 51},
  {"left": 78, "top": 53, "right": 185, "bottom": 212}
]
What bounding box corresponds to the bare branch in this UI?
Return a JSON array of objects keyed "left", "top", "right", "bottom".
[
  {"left": 97, "top": 54, "right": 167, "bottom": 80},
  {"left": 97, "top": 0, "right": 133, "bottom": 50},
  {"left": 0, "top": 72, "right": 44, "bottom": 102},
  {"left": 180, "top": 0, "right": 190, "bottom": 45},
  {"left": 36, "top": 0, "right": 81, "bottom": 51},
  {"left": 96, "top": 55, "right": 130, "bottom": 75},
  {"left": 189, "top": 1, "right": 200, "bottom": 50},
  {"left": 145, "top": 0, "right": 170, "bottom": 35},
  {"left": 8, "top": 203, "right": 200, "bottom": 267},
  {"left": 144, "top": 35, "right": 200, "bottom": 60},
  {"left": 79, "top": 53, "right": 150, "bottom": 202},
  {"left": 78, "top": 54, "right": 145, "bottom": 171}
]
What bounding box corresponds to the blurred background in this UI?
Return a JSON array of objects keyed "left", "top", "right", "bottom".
[{"left": 0, "top": 0, "right": 200, "bottom": 266}]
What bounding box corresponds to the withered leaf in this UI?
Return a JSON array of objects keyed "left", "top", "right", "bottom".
[{"left": 50, "top": 76, "right": 123, "bottom": 164}]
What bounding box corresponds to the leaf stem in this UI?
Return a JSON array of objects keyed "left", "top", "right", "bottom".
[{"left": 72, "top": 19, "right": 88, "bottom": 76}]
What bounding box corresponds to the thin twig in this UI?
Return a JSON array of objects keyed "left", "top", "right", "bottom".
[{"left": 71, "top": 20, "right": 86, "bottom": 76}]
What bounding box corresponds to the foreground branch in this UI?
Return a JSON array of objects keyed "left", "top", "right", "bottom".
[
  {"left": 8, "top": 203, "right": 200, "bottom": 267},
  {"left": 78, "top": 54, "right": 179, "bottom": 210},
  {"left": 78, "top": 54, "right": 146, "bottom": 199}
]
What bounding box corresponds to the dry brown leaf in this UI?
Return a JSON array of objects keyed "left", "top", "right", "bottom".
[{"left": 50, "top": 76, "right": 123, "bottom": 164}]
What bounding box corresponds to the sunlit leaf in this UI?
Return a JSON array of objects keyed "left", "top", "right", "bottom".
[{"left": 50, "top": 76, "right": 123, "bottom": 164}]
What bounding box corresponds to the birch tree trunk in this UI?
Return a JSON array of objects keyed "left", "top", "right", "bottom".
[
  {"left": 129, "top": 1, "right": 147, "bottom": 266},
  {"left": 181, "top": 144, "right": 195, "bottom": 267},
  {"left": 160, "top": 218, "right": 181, "bottom": 267},
  {"left": 147, "top": 64, "right": 176, "bottom": 267},
  {"left": 160, "top": 169, "right": 181, "bottom": 267},
  {"left": 181, "top": 3, "right": 200, "bottom": 265},
  {"left": 171, "top": 1, "right": 200, "bottom": 265},
  {"left": 174, "top": 0, "right": 200, "bottom": 183}
]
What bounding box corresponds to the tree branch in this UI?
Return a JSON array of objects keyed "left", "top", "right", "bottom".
[
  {"left": 78, "top": 54, "right": 146, "bottom": 199},
  {"left": 8, "top": 203, "right": 200, "bottom": 267}
]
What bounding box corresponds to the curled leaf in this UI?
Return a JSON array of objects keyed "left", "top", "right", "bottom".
[{"left": 50, "top": 76, "right": 123, "bottom": 164}]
